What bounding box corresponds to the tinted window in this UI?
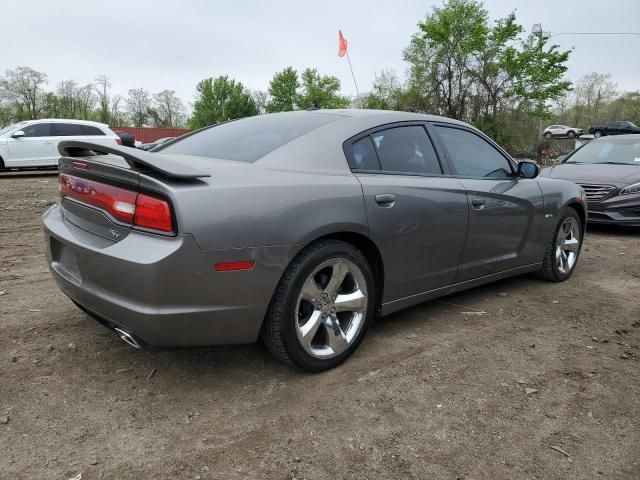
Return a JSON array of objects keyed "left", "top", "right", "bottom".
[
  {"left": 349, "top": 136, "right": 380, "bottom": 170},
  {"left": 435, "top": 126, "right": 513, "bottom": 178},
  {"left": 159, "top": 113, "right": 345, "bottom": 162},
  {"left": 371, "top": 126, "right": 442, "bottom": 174},
  {"left": 22, "top": 123, "right": 51, "bottom": 137},
  {"left": 81, "top": 125, "right": 105, "bottom": 136},
  {"left": 52, "top": 123, "right": 85, "bottom": 136}
]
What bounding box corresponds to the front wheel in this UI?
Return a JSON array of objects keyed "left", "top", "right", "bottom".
[
  {"left": 537, "top": 208, "right": 583, "bottom": 282},
  {"left": 544, "top": 132, "right": 553, "bottom": 140},
  {"left": 593, "top": 130, "right": 603, "bottom": 138},
  {"left": 261, "top": 240, "right": 376, "bottom": 372},
  {"left": 567, "top": 130, "right": 576, "bottom": 138}
]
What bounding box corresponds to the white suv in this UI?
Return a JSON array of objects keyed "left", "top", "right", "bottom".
[{"left": 0, "top": 119, "right": 121, "bottom": 170}]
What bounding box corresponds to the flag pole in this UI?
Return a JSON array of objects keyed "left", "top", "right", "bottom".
[{"left": 345, "top": 51, "right": 360, "bottom": 99}]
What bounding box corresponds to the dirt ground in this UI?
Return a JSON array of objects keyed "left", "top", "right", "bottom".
[{"left": 1, "top": 171, "right": 639, "bottom": 480}]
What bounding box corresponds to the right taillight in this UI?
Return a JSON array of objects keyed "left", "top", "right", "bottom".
[
  {"left": 134, "top": 193, "right": 173, "bottom": 232},
  {"left": 115, "top": 137, "right": 122, "bottom": 145},
  {"left": 59, "top": 174, "right": 174, "bottom": 234}
]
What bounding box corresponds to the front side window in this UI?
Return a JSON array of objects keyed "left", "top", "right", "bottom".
[
  {"left": 434, "top": 126, "right": 513, "bottom": 178},
  {"left": 52, "top": 123, "right": 85, "bottom": 136},
  {"left": 22, "top": 123, "right": 51, "bottom": 137},
  {"left": 371, "top": 126, "right": 442, "bottom": 175}
]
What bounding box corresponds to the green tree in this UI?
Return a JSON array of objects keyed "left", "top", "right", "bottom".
[
  {"left": 189, "top": 76, "right": 258, "bottom": 129},
  {"left": 266, "top": 67, "right": 299, "bottom": 112},
  {"left": 297, "top": 68, "right": 350, "bottom": 110}
]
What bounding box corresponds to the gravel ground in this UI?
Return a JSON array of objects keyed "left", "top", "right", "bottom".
[{"left": 1, "top": 171, "right": 639, "bottom": 480}]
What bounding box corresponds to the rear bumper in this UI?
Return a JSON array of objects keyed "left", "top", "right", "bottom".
[{"left": 42, "top": 204, "right": 291, "bottom": 347}]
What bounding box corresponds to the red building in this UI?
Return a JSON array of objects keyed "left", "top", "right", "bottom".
[{"left": 111, "top": 127, "right": 191, "bottom": 144}]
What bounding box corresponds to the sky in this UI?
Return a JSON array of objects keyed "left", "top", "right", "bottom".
[{"left": 2, "top": 0, "right": 639, "bottom": 108}]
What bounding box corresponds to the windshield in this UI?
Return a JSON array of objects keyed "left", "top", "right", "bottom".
[
  {"left": 564, "top": 138, "right": 640, "bottom": 166},
  {"left": 158, "top": 112, "right": 346, "bottom": 162},
  {"left": 0, "top": 122, "right": 27, "bottom": 136}
]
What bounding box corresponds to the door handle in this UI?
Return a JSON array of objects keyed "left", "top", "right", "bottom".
[
  {"left": 471, "top": 198, "right": 485, "bottom": 210},
  {"left": 43, "top": 141, "right": 53, "bottom": 145},
  {"left": 375, "top": 193, "right": 396, "bottom": 207}
]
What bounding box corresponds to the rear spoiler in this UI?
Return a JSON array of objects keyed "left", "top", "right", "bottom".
[{"left": 58, "top": 140, "right": 211, "bottom": 179}]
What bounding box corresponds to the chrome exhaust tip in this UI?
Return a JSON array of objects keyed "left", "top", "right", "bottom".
[{"left": 113, "top": 328, "right": 141, "bottom": 349}]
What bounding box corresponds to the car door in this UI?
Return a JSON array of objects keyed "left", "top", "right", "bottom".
[
  {"left": 430, "top": 123, "right": 544, "bottom": 282},
  {"left": 346, "top": 123, "right": 469, "bottom": 302},
  {"left": 6, "top": 123, "right": 55, "bottom": 167}
]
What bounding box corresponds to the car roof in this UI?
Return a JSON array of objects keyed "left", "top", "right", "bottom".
[{"left": 23, "top": 118, "right": 109, "bottom": 128}]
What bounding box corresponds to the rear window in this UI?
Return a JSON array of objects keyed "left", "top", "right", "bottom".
[
  {"left": 81, "top": 125, "right": 105, "bottom": 136},
  {"left": 158, "top": 113, "right": 345, "bottom": 162}
]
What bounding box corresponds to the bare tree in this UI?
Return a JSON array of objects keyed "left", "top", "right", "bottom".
[
  {"left": 250, "top": 89, "right": 269, "bottom": 114},
  {"left": 94, "top": 74, "right": 111, "bottom": 124},
  {"left": 110, "top": 94, "right": 124, "bottom": 126},
  {"left": 126, "top": 88, "right": 151, "bottom": 127},
  {"left": 0, "top": 66, "right": 48, "bottom": 119},
  {"left": 56, "top": 80, "right": 79, "bottom": 118},
  {"left": 150, "top": 90, "right": 185, "bottom": 127}
]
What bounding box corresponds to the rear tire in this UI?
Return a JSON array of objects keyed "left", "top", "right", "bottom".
[
  {"left": 593, "top": 130, "right": 603, "bottom": 138},
  {"left": 537, "top": 208, "right": 583, "bottom": 282},
  {"left": 261, "top": 239, "right": 376, "bottom": 372},
  {"left": 0, "top": 157, "right": 5, "bottom": 172},
  {"left": 567, "top": 130, "right": 576, "bottom": 138},
  {"left": 544, "top": 132, "right": 552, "bottom": 140}
]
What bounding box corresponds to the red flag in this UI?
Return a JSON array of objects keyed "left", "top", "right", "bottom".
[{"left": 338, "top": 30, "right": 348, "bottom": 57}]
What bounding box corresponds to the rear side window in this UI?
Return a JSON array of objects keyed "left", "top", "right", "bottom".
[
  {"left": 350, "top": 137, "right": 381, "bottom": 170},
  {"left": 81, "top": 125, "right": 105, "bottom": 136},
  {"left": 159, "top": 113, "right": 345, "bottom": 162},
  {"left": 372, "top": 126, "right": 442, "bottom": 175},
  {"left": 22, "top": 123, "right": 51, "bottom": 137},
  {"left": 434, "top": 126, "right": 513, "bottom": 178},
  {"left": 52, "top": 123, "right": 85, "bottom": 136}
]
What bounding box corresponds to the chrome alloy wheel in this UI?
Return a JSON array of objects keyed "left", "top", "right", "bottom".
[
  {"left": 295, "top": 258, "right": 368, "bottom": 359},
  {"left": 555, "top": 217, "right": 580, "bottom": 274}
]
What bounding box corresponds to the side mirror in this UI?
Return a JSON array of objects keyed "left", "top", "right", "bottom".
[
  {"left": 11, "top": 130, "right": 25, "bottom": 138},
  {"left": 517, "top": 161, "right": 540, "bottom": 179}
]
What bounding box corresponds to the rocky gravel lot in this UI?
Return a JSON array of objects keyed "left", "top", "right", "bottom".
[{"left": 1, "top": 171, "right": 639, "bottom": 480}]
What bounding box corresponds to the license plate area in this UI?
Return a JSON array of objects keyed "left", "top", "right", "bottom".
[{"left": 50, "top": 237, "right": 82, "bottom": 286}]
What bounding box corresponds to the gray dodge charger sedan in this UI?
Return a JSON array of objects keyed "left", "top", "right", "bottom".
[{"left": 43, "top": 110, "right": 586, "bottom": 371}]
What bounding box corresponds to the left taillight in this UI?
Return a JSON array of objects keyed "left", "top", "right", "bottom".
[{"left": 59, "top": 173, "right": 174, "bottom": 233}]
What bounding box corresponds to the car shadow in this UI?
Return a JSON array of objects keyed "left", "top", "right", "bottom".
[{"left": 587, "top": 223, "right": 640, "bottom": 236}]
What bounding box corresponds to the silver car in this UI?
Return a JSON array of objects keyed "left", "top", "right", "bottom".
[
  {"left": 43, "top": 110, "right": 586, "bottom": 371},
  {"left": 543, "top": 124, "right": 584, "bottom": 140}
]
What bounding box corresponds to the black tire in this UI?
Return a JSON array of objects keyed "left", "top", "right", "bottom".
[
  {"left": 544, "top": 132, "right": 552, "bottom": 140},
  {"left": 593, "top": 130, "right": 603, "bottom": 138},
  {"left": 567, "top": 130, "right": 576, "bottom": 138},
  {"left": 537, "top": 208, "right": 583, "bottom": 282},
  {"left": 260, "top": 239, "right": 376, "bottom": 372},
  {"left": 0, "top": 157, "right": 5, "bottom": 172}
]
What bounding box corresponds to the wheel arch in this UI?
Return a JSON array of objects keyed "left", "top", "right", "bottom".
[
  {"left": 567, "top": 201, "right": 587, "bottom": 235},
  {"left": 276, "top": 229, "right": 385, "bottom": 316}
]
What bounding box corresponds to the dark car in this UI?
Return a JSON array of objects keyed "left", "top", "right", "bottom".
[
  {"left": 114, "top": 131, "right": 136, "bottom": 148},
  {"left": 43, "top": 110, "right": 586, "bottom": 371},
  {"left": 541, "top": 135, "right": 640, "bottom": 226},
  {"left": 138, "top": 136, "right": 175, "bottom": 151},
  {"left": 588, "top": 121, "right": 640, "bottom": 138}
]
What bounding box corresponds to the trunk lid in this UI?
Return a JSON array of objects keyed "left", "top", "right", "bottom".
[{"left": 57, "top": 141, "right": 210, "bottom": 243}]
